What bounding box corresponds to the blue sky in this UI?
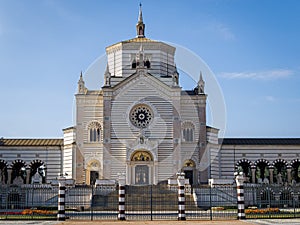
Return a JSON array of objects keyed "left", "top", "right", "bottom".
[{"left": 0, "top": 0, "right": 299, "bottom": 138}]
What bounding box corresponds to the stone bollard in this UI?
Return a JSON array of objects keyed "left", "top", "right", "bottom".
[
  {"left": 57, "top": 174, "right": 66, "bottom": 221},
  {"left": 235, "top": 172, "right": 245, "bottom": 220},
  {"left": 118, "top": 173, "right": 126, "bottom": 220},
  {"left": 177, "top": 172, "right": 186, "bottom": 220}
]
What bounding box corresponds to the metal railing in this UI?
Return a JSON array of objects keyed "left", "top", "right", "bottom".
[{"left": 1, "top": 183, "right": 300, "bottom": 220}]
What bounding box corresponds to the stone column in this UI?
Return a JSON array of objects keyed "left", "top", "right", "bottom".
[
  {"left": 269, "top": 167, "right": 274, "bottom": 184},
  {"left": 177, "top": 172, "right": 186, "bottom": 221},
  {"left": 251, "top": 166, "right": 256, "bottom": 183},
  {"left": 235, "top": 172, "right": 245, "bottom": 220},
  {"left": 287, "top": 166, "right": 292, "bottom": 184},
  {"left": 57, "top": 174, "right": 66, "bottom": 221},
  {"left": 26, "top": 167, "right": 31, "bottom": 184},
  {"left": 118, "top": 173, "right": 126, "bottom": 220},
  {"left": 7, "top": 166, "right": 12, "bottom": 184}
]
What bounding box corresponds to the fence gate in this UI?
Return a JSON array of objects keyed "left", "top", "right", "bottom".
[{"left": 125, "top": 185, "right": 178, "bottom": 220}]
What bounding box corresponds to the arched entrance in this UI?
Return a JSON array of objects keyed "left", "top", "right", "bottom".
[
  {"left": 129, "top": 150, "right": 154, "bottom": 185},
  {"left": 183, "top": 159, "right": 196, "bottom": 185},
  {"left": 255, "top": 159, "right": 270, "bottom": 184},
  {"left": 291, "top": 159, "right": 300, "bottom": 183},
  {"left": 11, "top": 160, "right": 26, "bottom": 185},
  {"left": 236, "top": 159, "right": 252, "bottom": 183},
  {"left": 273, "top": 159, "right": 287, "bottom": 184},
  {"left": 86, "top": 160, "right": 101, "bottom": 185},
  {"left": 29, "top": 160, "right": 46, "bottom": 184}
]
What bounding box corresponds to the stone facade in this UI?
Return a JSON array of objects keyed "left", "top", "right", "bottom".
[
  {"left": 1, "top": 6, "right": 300, "bottom": 186},
  {"left": 0, "top": 138, "right": 62, "bottom": 184}
]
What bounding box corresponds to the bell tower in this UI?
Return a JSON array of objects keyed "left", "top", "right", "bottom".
[{"left": 136, "top": 3, "right": 145, "bottom": 38}]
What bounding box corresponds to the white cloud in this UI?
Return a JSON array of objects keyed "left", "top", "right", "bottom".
[
  {"left": 204, "top": 21, "right": 236, "bottom": 41},
  {"left": 220, "top": 69, "right": 293, "bottom": 80},
  {"left": 215, "top": 23, "right": 235, "bottom": 41}
]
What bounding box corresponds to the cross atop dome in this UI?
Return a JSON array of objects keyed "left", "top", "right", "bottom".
[{"left": 136, "top": 3, "right": 145, "bottom": 38}]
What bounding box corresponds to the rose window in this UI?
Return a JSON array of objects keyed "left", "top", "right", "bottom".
[{"left": 130, "top": 104, "right": 153, "bottom": 128}]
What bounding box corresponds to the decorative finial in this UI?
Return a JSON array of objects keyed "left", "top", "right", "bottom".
[
  {"left": 198, "top": 71, "right": 205, "bottom": 94},
  {"left": 78, "top": 71, "right": 86, "bottom": 94},
  {"left": 104, "top": 64, "right": 111, "bottom": 87}
]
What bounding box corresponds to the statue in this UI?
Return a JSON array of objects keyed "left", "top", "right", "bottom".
[
  {"left": 32, "top": 170, "right": 42, "bottom": 184},
  {"left": 277, "top": 173, "right": 283, "bottom": 185},
  {"left": 31, "top": 166, "right": 45, "bottom": 184}
]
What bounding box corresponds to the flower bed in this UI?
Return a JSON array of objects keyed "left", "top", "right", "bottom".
[
  {"left": 245, "top": 207, "right": 280, "bottom": 214},
  {"left": 21, "top": 209, "right": 55, "bottom": 215}
]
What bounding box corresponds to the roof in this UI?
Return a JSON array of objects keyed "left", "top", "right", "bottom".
[
  {"left": 122, "top": 37, "right": 158, "bottom": 43},
  {"left": 220, "top": 138, "right": 300, "bottom": 145},
  {"left": 0, "top": 138, "right": 63, "bottom": 147}
]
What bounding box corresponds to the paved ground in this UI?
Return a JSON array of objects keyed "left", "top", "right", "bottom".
[
  {"left": 1, "top": 219, "right": 300, "bottom": 225},
  {"left": 248, "top": 218, "right": 300, "bottom": 225},
  {"left": 58, "top": 221, "right": 253, "bottom": 225}
]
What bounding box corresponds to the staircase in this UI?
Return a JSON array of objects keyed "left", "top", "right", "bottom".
[{"left": 193, "top": 186, "right": 236, "bottom": 208}]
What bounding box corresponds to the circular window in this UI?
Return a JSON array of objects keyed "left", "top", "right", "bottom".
[{"left": 130, "top": 104, "right": 153, "bottom": 128}]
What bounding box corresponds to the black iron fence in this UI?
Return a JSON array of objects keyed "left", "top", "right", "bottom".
[
  {"left": 244, "top": 184, "right": 300, "bottom": 219},
  {"left": 1, "top": 183, "right": 300, "bottom": 220}
]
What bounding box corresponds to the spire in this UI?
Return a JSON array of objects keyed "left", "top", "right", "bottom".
[
  {"left": 104, "top": 63, "right": 111, "bottom": 87},
  {"left": 136, "top": 3, "right": 145, "bottom": 38},
  {"left": 197, "top": 71, "right": 205, "bottom": 94},
  {"left": 138, "top": 3, "right": 143, "bottom": 23},
  {"left": 78, "top": 71, "right": 86, "bottom": 94}
]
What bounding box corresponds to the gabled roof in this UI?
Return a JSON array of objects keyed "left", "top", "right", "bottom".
[
  {"left": 0, "top": 138, "right": 63, "bottom": 147},
  {"left": 219, "top": 138, "right": 300, "bottom": 145}
]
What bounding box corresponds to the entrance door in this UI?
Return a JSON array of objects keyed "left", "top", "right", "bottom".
[
  {"left": 90, "top": 171, "right": 99, "bottom": 185},
  {"left": 185, "top": 170, "right": 193, "bottom": 185},
  {"left": 135, "top": 165, "right": 149, "bottom": 185}
]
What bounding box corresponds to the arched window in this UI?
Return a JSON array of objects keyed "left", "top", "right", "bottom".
[
  {"left": 88, "top": 121, "right": 101, "bottom": 142},
  {"left": 132, "top": 59, "right": 137, "bottom": 69},
  {"left": 144, "top": 59, "right": 150, "bottom": 68},
  {"left": 182, "top": 121, "right": 195, "bottom": 142}
]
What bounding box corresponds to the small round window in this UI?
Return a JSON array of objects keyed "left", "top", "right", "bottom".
[{"left": 130, "top": 104, "right": 153, "bottom": 128}]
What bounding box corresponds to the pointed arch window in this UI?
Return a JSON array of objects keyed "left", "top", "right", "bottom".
[
  {"left": 182, "top": 121, "right": 195, "bottom": 142},
  {"left": 88, "top": 121, "right": 101, "bottom": 142}
]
